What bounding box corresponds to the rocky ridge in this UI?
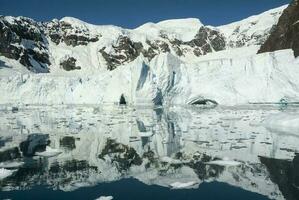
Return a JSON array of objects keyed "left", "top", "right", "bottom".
[
  {"left": 0, "top": 5, "right": 286, "bottom": 72},
  {"left": 258, "top": 0, "right": 299, "bottom": 57}
]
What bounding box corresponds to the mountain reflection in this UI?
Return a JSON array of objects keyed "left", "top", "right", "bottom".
[{"left": 0, "top": 105, "right": 298, "bottom": 200}]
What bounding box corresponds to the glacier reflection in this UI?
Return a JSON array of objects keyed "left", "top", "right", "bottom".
[{"left": 0, "top": 105, "right": 298, "bottom": 200}]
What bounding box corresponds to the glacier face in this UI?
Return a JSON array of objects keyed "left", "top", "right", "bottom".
[
  {"left": 1, "top": 48, "right": 299, "bottom": 106},
  {"left": 0, "top": 4, "right": 298, "bottom": 106}
]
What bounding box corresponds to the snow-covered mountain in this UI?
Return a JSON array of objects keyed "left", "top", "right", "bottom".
[
  {"left": 0, "top": 5, "right": 285, "bottom": 73},
  {"left": 1, "top": 4, "right": 299, "bottom": 106}
]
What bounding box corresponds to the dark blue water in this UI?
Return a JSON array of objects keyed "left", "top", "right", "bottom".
[{"left": 0, "top": 178, "right": 270, "bottom": 200}]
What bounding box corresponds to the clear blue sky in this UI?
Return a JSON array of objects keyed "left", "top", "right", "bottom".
[{"left": 0, "top": 0, "right": 290, "bottom": 28}]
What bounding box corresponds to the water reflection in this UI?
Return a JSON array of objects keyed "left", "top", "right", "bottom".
[{"left": 0, "top": 105, "right": 298, "bottom": 200}]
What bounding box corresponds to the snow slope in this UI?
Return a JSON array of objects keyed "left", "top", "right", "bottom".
[{"left": 218, "top": 5, "right": 287, "bottom": 48}]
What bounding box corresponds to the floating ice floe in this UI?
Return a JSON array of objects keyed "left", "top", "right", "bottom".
[
  {"left": 138, "top": 132, "right": 154, "bottom": 137},
  {"left": 160, "top": 156, "right": 189, "bottom": 164},
  {"left": 264, "top": 112, "right": 299, "bottom": 134},
  {"left": 35, "top": 146, "right": 62, "bottom": 157},
  {"left": 0, "top": 161, "right": 24, "bottom": 168},
  {"left": 170, "top": 181, "right": 198, "bottom": 189},
  {"left": 249, "top": 121, "right": 262, "bottom": 127},
  {"left": 205, "top": 157, "right": 242, "bottom": 167},
  {"left": 0, "top": 168, "right": 16, "bottom": 180},
  {"left": 95, "top": 196, "right": 113, "bottom": 200},
  {"left": 219, "top": 116, "right": 243, "bottom": 121}
]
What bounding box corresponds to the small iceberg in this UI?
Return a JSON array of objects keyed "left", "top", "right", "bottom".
[
  {"left": 35, "top": 146, "right": 62, "bottom": 157},
  {"left": 219, "top": 116, "right": 243, "bottom": 121},
  {"left": 138, "top": 132, "right": 154, "bottom": 137},
  {"left": 0, "top": 168, "right": 16, "bottom": 180},
  {"left": 0, "top": 161, "right": 24, "bottom": 169},
  {"left": 160, "top": 156, "right": 189, "bottom": 164},
  {"left": 95, "top": 196, "right": 113, "bottom": 200},
  {"left": 170, "top": 181, "right": 198, "bottom": 189},
  {"left": 205, "top": 157, "right": 242, "bottom": 167}
]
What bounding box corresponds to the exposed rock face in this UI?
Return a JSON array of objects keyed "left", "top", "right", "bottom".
[
  {"left": 0, "top": 16, "right": 50, "bottom": 72},
  {"left": 60, "top": 56, "right": 81, "bottom": 71},
  {"left": 19, "top": 134, "right": 50, "bottom": 157},
  {"left": 183, "top": 27, "right": 226, "bottom": 56},
  {"left": 100, "top": 27, "right": 226, "bottom": 70},
  {"left": 226, "top": 24, "right": 270, "bottom": 48},
  {"left": 60, "top": 136, "right": 76, "bottom": 150},
  {"left": 260, "top": 155, "right": 299, "bottom": 200},
  {"left": 100, "top": 36, "right": 143, "bottom": 70},
  {"left": 0, "top": 147, "right": 21, "bottom": 162},
  {"left": 44, "top": 19, "right": 99, "bottom": 46},
  {"left": 98, "top": 139, "right": 142, "bottom": 172},
  {"left": 258, "top": 0, "right": 299, "bottom": 57}
]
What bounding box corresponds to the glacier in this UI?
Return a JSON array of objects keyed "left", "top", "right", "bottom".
[{"left": 1, "top": 47, "right": 299, "bottom": 106}]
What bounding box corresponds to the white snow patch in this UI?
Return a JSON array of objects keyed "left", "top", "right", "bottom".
[
  {"left": 0, "top": 161, "right": 24, "bottom": 168},
  {"left": 170, "top": 181, "right": 198, "bottom": 189},
  {"left": 218, "top": 5, "right": 287, "bottom": 47},
  {"left": 0, "top": 168, "right": 16, "bottom": 180},
  {"left": 95, "top": 196, "right": 113, "bottom": 200},
  {"left": 160, "top": 156, "right": 188, "bottom": 164},
  {"left": 35, "top": 146, "right": 62, "bottom": 157},
  {"left": 135, "top": 18, "right": 203, "bottom": 41},
  {"left": 205, "top": 157, "right": 242, "bottom": 167}
]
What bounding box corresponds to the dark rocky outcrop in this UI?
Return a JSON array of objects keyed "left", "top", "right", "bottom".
[
  {"left": 260, "top": 154, "right": 299, "bottom": 200},
  {"left": 60, "top": 136, "right": 76, "bottom": 150},
  {"left": 45, "top": 20, "right": 99, "bottom": 46},
  {"left": 100, "top": 35, "right": 143, "bottom": 70},
  {"left": 0, "top": 16, "right": 50, "bottom": 72},
  {"left": 50, "top": 159, "right": 97, "bottom": 173},
  {"left": 19, "top": 134, "right": 50, "bottom": 157},
  {"left": 119, "top": 94, "right": 127, "bottom": 105},
  {"left": 0, "top": 147, "right": 21, "bottom": 162},
  {"left": 187, "top": 153, "right": 225, "bottom": 180},
  {"left": 143, "top": 39, "right": 170, "bottom": 60},
  {"left": 60, "top": 56, "right": 81, "bottom": 71},
  {"left": 183, "top": 27, "right": 226, "bottom": 56},
  {"left": 98, "top": 139, "right": 142, "bottom": 172},
  {"left": 100, "top": 28, "right": 226, "bottom": 70},
  {"left": 258, "top": 0, "right": 299, "bottom": 57}
]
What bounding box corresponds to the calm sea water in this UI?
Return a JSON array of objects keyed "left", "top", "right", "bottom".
[{"left": 0, "top": 105, "right": 298, "bottom": 200}]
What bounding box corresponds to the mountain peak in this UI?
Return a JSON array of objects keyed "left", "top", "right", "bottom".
[
  {"left": 135, "top": 18, "right": 203, "bottom": 42},
  {"left": 156, "top": 18, "right": 203, "bottom": 28}
]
